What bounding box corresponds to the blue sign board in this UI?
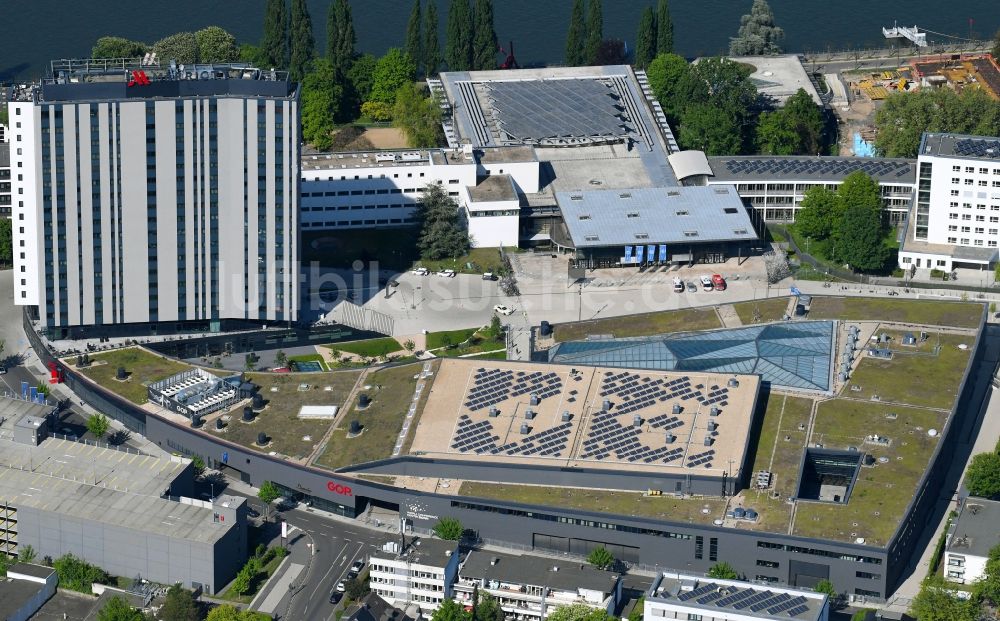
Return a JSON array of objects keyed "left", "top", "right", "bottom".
[
  {"left": 635, "top": 245, "right": 645, "bottom": 263},
  {"left": 222, "top": 451, "right": 229, "bottom": 464},
  {"left": 624, "top": 245, "right": 633, "bottom": 263},
  {"left": 659, "top": 245, "right": 668, "bottom": 262},
  {"left": 647, "top": 245, "right": 656, "bottom": 263},
  {"left": 21, "top": 381, "right": 29, "bottom": 400},
  {"left": 791, "top": 286, "right": 802, "bottom": 296},
  {"left": 29, "top": 387, "right": 37, "bottom": 401}
]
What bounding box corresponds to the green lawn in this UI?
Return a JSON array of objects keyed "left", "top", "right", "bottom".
[
  {"left": 74, "top": 348, "right": 203, "bottom": 404},
  {"left": 324, "top": 337, "right": 403, "bottom": 358},
  {"left": 808, "top": 297, "right": 983, "bottom": 329},
  {"left": 732, "top": 297, "right": 791, "bottom": 325},
  {"left": 845, "top": 332, "right": 973, "bottom": 410},
  {"left": 315, "top": 361, "right": 438, "bottom": 470},
  {"left": 413, "top": 247, "right": 513, "bottom": 275},
  {"left": 553, "top": 307, "right": 722, "bottom": 342},
  {"left": 458, "top": 482, "right": 728, "bottom": 524},
  {"left": 794, "top": 399, "right": 948, "bottom": 546},
  {"left": 426, "top": 328, "right": 479, "bottom": 350},
  {"left": 216, "top": 370, "right": 362, "bottom": 461},
  {"left": 288, "top": 353, "right": 328, "bottom": 370}
]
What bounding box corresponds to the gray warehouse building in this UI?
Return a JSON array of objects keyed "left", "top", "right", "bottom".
[{"left": 0, "top": 397, "right": 247, "bottom": 594}]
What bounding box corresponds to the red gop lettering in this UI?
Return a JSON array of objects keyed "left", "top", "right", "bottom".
[{"left": 327, "top": 481, "right": 353, "bottom": 497}]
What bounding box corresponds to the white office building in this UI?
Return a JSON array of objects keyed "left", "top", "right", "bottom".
[
  {"left": 645, "top": 572, "right": 829, "bottom": 621},
  {"left": 10, "top": 58, "right": 299, "bottom": 337},
  {"left": 943, "top": 498, "right": 1000, "bottom": 585},
  {"left": 898, "top": 133, "right": 1000, "bottom": 272},
  {"left": 369, "top": 538, "right": 461, "bottom": 615}
]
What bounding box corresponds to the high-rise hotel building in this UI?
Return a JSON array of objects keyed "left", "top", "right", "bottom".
[{"left": 10, "top": 59, "right": 299, "bottom": 337}]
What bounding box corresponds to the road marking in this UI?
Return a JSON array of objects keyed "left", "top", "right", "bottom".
[{"left": 307, "top": 540, "right": 349, "bottom": 606}]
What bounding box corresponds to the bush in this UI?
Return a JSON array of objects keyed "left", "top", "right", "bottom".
[
  {"left": 361, "top": 101, "right": 393, "bottom": 122},
  {"left": 433, "top": 517, "right": 464, "bottom": 540},
  {"left": 966, "top": 452, "right": 1000, "bottom": 498},
  {"left": 586, "top": 547, "right": 614, "bottom": 570},
  {"left": 930, "top": 268, "right": 946, "bottom": 279},
  {"left": 53, "top": 553, "right": 109, "bottom": 593}
]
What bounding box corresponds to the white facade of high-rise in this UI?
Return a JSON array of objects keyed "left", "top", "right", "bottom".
[
  {"left": 10, "top": 61, "right": 299, "bottom": 332},
  {"left": 899, "top": 133, "right": 1000, "bottom": 271}
]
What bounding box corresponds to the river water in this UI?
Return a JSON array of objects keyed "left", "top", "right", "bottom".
[{"left": 2, "top": 0, "right": 998, "bottom": 81}]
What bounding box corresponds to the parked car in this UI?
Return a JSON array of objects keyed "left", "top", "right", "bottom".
[
  {"left": 672, "top": 277, "right": 684, "bottom": 293},
  {"left": 347, "top": 569, "right": 358, "bottom": 580},
  {"left": 482, "top": 272, "right": 498, "bottom": 281},
  {"left": 0, "top": 367, "right": 6, "bottom": 375},
  {"left": 350, "top": 560, "right": 365, "bottom": 573},
  {"left": 411, "top": 267, "right": 430, "bottom": 276},
  {"left": 712, "top": 274, "right": 726, "bottom": 291},
  {"left": 700, "top": 275, "right": 714, "bottom": 291},
  {"left": 685, "top": 281, "right": 698, "bottom": 293},
  {"left": 330, "top": 591, "right": 343, "bottom": 605},
  {"left": 436, "top": 269, "right": 457, "bottom": 278},
  {"left": 336, "top": 580, "right": 347, "bottom": 593},
  {"left": 493, "top": 304, "right": 514, "bottom": 315}
]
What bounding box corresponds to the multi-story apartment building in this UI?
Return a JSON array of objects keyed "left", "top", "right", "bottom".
[
  {"left": 9, "top": 58, "right": 299, "bottom": 337},
  {"left": 453, "top": 550, "right": 621, "bottom": 621},
  {"left": 943, "top": 498, "right": 1000, "bottom": 585},
  {"left": 0, "top": 141, "right": 10, "bottom": 218},
  {"left": 644, "top": 572, "right": 829, "bottom": 621},
  {"left": 898, "top": 133, "right": 1000, "bottom": 272},
  {"left": 369, "top": 538, "right": 461, "bottom": 616}
]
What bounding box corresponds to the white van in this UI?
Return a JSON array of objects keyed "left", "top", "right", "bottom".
[{"left": 672, "top": 277, "right": 684, "bottom": 293}]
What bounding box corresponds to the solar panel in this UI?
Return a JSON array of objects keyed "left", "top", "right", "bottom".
[{"left": 786, "top": 604, "right": 810, "bottom": 617}]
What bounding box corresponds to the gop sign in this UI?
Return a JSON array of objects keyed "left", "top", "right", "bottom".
[{"left": 327, "top": 481, "right": 353, "bottom": 497}]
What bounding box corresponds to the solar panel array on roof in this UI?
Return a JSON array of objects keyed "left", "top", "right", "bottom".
[
  {"left": 954, "top": 138, "right": 1000, "bottom": 158},
  {"left": 679, "top": 586, "right": 812, "bottom": 616},
  {"left": 722, "top": 157, "right": 912, "bottom": 179},
  {"left": 449, "top": 414, "right": 572, "bottom": 457},
  {"left": 486, "top": 79, "right": 633, "bottom": 142},
  {"left": 463, "top": 368, "right": 563, "bottom": 411}
]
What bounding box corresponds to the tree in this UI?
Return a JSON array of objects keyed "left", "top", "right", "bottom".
[
  {"left": 190, "top": 455, "right": 206, "bottom": 477},
  {"left": 361, "top": 101, "right": 394, "bottom": 122},
  {"left": 258, "top": 480, "right": 281, "bottom": 504},
  {"left": 346, "top": 576, "right": 370, "bottom": 599},
  {"left": 302, "top": 58, "right": 342, "bottom": 150},
  {"left": 327, "top": 0, "right": 357, "bottom": 78},
  {"left": 756, "top": 110, "right": 798, "bottom": 156},
  {"left": 851, "top": 610, "right": 875, "bottom": 621},
  {"left": 707, "top": 562, "right": 739, "bottom": 579},
  {"left": 645, "top": 53, "right": 689, "bottom": 123},
  {"left": 445, "top": 0, "right": 473, "bottom": 71},
  {"left": 472, "top": 0, "right": 498, "bottom": 70},
  {"left": 86, "top": 413, "right": 111, "bottom": 440},
  {"left": 910, "top": 576, "right": 979, "bottom": 621},
  {"left": 244, "top": 353, "right": 257, "bottom": 372},
  {"left": 152, "top": 32, "right": 199, "bottom": 64},
  {"left": 431, "top": 598, "right": 471, "bottom": 621},
  {"left": 675, "top": 57, "right": 758, "bottom": 153},
  {"left": 584, "top": 0, "right": 603, "bottom": 65},
  {"left": 565, "top": 0, "right": 587, "bottom": 66},
  {"left": 433, "top": 517, "right": 464, "bottom": 540},
  {"left": 274, "top": 350, "right": 288, "bottom": 367},
  {"left": 656, "top": 0, "right": 673, "bottom": 54},
  {"left": 0, "top": 218, "right": 12, "bottom": 267},
  {"left": 230, "top": 567, "right": 252, "bottom": 597},
  {"left": 207, "top": 604, "right": 272, "bottom": 621},
  {"left": 404, "top": 339, "right": 416, "bottom": 352},
  {"left": 474, "top": 592, "right": 504, "bottom": 621},
  {"left": 195, "top": 27, "right": 239, "bottom": 63},
  {"left": 239, "top": 44, "right": 269, "bottom": 67},
  {"left": 416, "top": 185, "right": 470, "bottom": 260},
  {"left": 423, "top": 0, "right": 441, "bottom": 76},
  {"left": 874, "top": 88, "right": 1000, "bottom": 158},
  {"left": 781, "top": 88, "right": 825, "bottom": 154},
  {"left": 814, "top": 579, "right": 837, "bottom": 598},
  {"left": 348, "top": 54, "right": 378, "bottom": 104},
  {"left": 486, "top": 315, "right": 502, "bottom": 340},
  {"left": 729, "top": 0, "right": 784, "bottom": 56},
  {"left": 834, "top": 200, "right": 889, "bottom": 271},
  {"left": 974, "top": 544, "right": 1000, "bottom": 606},
  {"left": 634, "top": 7, "right": 657, "bottom": 70},
  {"left": 794, "top": 186, "right": 839, "bottom": 240},
  {"left": 678, "top": 104, "right": 741, "bottom": 155},
  {"left": 53, "top": 553, "right": 109, "bottom": 593},
  {"left": 97, "top": 596, "right": 145, "bottom": 621},
  {"left": 92, "top": 36, "right": 147, "bottom": 59},
  {"left": 595, "top": 39, "right": 627, "bottom": 66},
  {"left": 393, "top": 83, "right": 444, "bottom": 147},
  {"left": 369, "top": 48, "right": 417, "bottom": 106},
  {"left": 159, "top": 584, "right": 200, "bottom": 621},
  {"left": 261, "top": 0, "right": 289, "bottom": 69},
  {"left": 966, "top": 452, "right": 1000, "bottom": 498},
  {"left": 547, "top": 604, "right": 612, "bottom": 621},
  {"left": 586, "top": 546, "right": 614, "bottom": 570},
  {"left": 406, "top": 0, "right": 424, "bottom": 76},
  {"left": 289, "top": 0, "right": 316, "bottom": 82},
  {"left": 19, "top": 545, "right": 37, "bottom": 564}
]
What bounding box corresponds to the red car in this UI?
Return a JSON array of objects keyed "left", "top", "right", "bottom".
[{"left": 711, "top": 274, "right": 727, "bottom": 291}]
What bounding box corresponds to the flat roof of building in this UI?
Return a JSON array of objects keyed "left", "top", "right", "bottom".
[
  {"left": 375, "top": 537, "right": 458, "bottom": 566},
  {"left": 556, "top": 186, "right": 758, "bottom": 248},
  {"left": 409, "top": 359, "right": 760, "bottom": 478},
  {"left": 8, "top": 563, "right": 57, "bottom": 580},
  {"left": 668, "top": 151, "right": 713, "bottom": 181},
  {"left": 718, "top": 55, "right": 823, "bottom": 106},
  {"left": 707, "top": 156, "right": 916, "bottom": 184},
  {"left": 0, "top": 397, "right": 54, "bottom": 429},
  {"left": 648, "top": 572, "right": 827, "bottom": 621},
  {"left": 301, "top": 150, "right": 434, "bottom": 171},
  {"left": 920, "top": 132, "right": 1000, "bottom": 160},
  {"left": 477, "top": 145, "right": 537, "bottom": 164},
  {"left": 0, "top": 578, "right": 47, "bottom": 621},
  {"left": 468, "top": 174, "right": 518, "bottom": 202},
  {"left": 948, "top": 499, "right": 1000, "bottom": 558},
  {"left": 460, "top": 549, "right": 617, "bottom": 594}
]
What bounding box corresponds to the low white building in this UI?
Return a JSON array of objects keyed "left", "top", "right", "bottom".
[
  {"left": 368, "top": 538, "right": 461, "bottom": 616},
  {"left": 943, "top": 498, "right": 1000, "bottom": 585},
  {"left": 453, "top": 550, "right": 621, "bottom": 621},
  {"left": 645, "top": 572, "right": 829, "bottom": 621}
]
